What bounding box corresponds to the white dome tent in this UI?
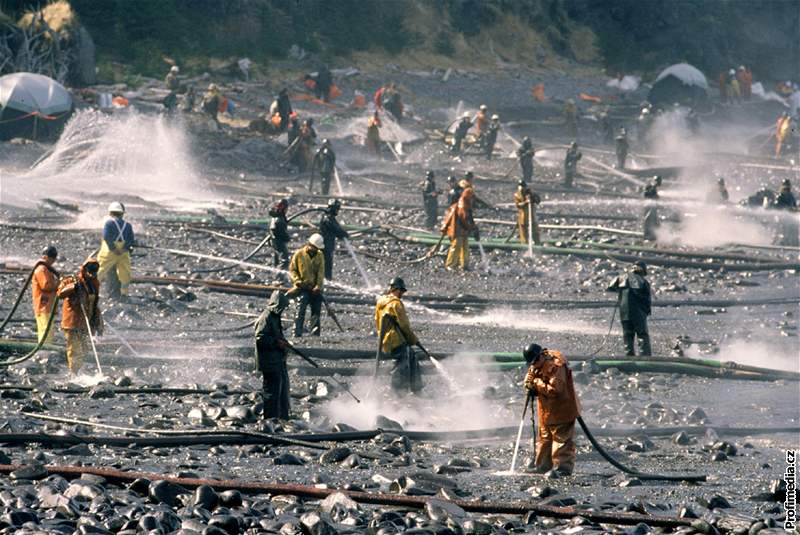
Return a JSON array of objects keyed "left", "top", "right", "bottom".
[{"left": 0, "top": 72, "right": 73, "bottom": 140}]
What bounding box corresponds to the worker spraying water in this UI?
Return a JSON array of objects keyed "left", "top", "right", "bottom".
[{"left": 56, "top": 259, "right": 104, "bottom": 377}]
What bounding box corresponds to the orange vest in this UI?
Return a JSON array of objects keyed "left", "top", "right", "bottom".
[{"left": 31, "top": 260, "right": 59, "bottom": 316}]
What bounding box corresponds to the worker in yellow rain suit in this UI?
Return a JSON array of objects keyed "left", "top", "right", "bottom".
[
  {"left": 441, "top": 176, "right": 477, "bottom": 271},
  {"left": 97, "top": 201, "right": 134, "bottom": 301},
  {"left": 375, "top": 277, "right": 422, "bottom": 393},
  {"left": 514, "top": 180, "right": 541, "bottom": 244},
  {"left": 31, "top": 245, "right": 60, "bottom": 343},
  {"left": 775, "top": 112, "right": 792, "bottom": 158},
  {"left": 288, "top": 233, "right": 326, "bottom": 337}
]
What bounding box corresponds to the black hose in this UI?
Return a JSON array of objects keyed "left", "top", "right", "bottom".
[
  {"left": 0, "top": 296, "right": 60, "bottom": 366},
  {"left": 0, "top": 263, "right": 38, "bottom": 333},
  {"left": 576, "top": 416, "right": 706, "bottom": 482}
]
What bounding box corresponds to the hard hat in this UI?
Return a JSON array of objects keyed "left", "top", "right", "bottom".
[
  {"left": 83, "top": 259, "right": 100, "bottom": 275},
  {"left": 43, "top": 245, "right": 58, "bottom": 259},
  {"left": 277, "top": 198, "right": 289, "bottom": 208},
  {"left": 464, "top": 171, "right": 474, "bottom": 181},
  {"left": 479, "top": 104, "right": 487, "bottom": 111},
  {"left": 327, "top": 198, "right": 341, "bottom": 208},
  {"left": 620, "top": 127, "right": 626, "bottom": 134},
  {"left": 426, "top": 170, "right": 434, "bottom": 179},
  {"left": 308, "top": 233, "right": 325, "bottom": 250},
  {"left": 523, "top": 343, "right": 543, "bottom": 364},
  {"left": 633, "top": 260, "right": 648, "bottom": 275},
  {"left": 462, "top": 112, "right": 471, "bottom": 119},
  {"left": 208, "top": 83, "right": 218, "bottom": 91},
  {"left": 108, "top": 201, "right": 125, "bottom": 214},
  {"left": 729, "top": 69, "right": 735, "bottom": 75},
  {"left": 389, "top": 276, "right": 407, "bottom": 291},
  {"left": 518, "top": 180, "right": 527, "bottom": 188},
  {"left": 717, "top": 177, "right": 725, "bottom": 185},
  {"left": 322, "top": 138, "right": 330, "bottom": 146},
  {"left": 738, "top": 65, "right": 745, "bottom": 70},
  {"left": 782, "top": 178, "right": 792, "bottom": 186},
  {"left": 641, "top": 108, "right": 650, "bottom": 114},
  {"left": 491, "top": 114, "right": 499, "bottom": 121},
  {"left": 570, "top": 141, "right": 578, "bottom": 148},
  {"left": 447, "top": 175, "right": 457, "bottom": 183},
  {"left": 170, "top": 65, "right": 179, "bottom": 73},
  {"left": 653, "top": 175, "right": 663, "bottom": 186}
]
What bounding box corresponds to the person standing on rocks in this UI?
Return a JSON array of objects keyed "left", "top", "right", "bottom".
[
  {"left": 517, "top": 137, "right": 535, "bottom": 183},
  {"left": 57, "top": 259, "right": 103, "bottom": 376},
  {"left": 607, "top": 261, "right": 652, "bottom": 356},
  {"left": 318, "top": 199, "right": 349, "bottom": 280},
  {"left": 97, "top": 202, "right": 134, "bottom": 302},
  {"left": 708, "top": 177, "right": 729, "bottom": 204},
  {"left": 451, "top": 112, "right": 472, "bottom": 155},
  {"left": 268, "top": 199, "right": 291, "bottom": 270},
  {"left": 563, "top": 141, "right": 582, "bottom": 188},
  {"left": 563, "top": 99, "right": 578, "bottom": 139},
  {"left": 201, "top": 84, "right": 222, "bottom": 124},
  {"left": 615, "top": 127, "right": 629, "bottom": 169},
  {"left": 375, "top": 277, "right": 423, "bottom": 393},
  {"left": 642, "top": 175, "right": 661, "bottom": 241},
  {"left": 514, "top": 180, "right": 541, "bottom": 244},
  {"left": 523, "top": 343, "right": 580, "bottom": 476},
  {"left": 441, "top": 175, "right": 477, "bottom": 271},
  {"left": 366, "top": 110, "right": 382, "bottom": 157},
  {"left": 165, "top": 65, "right": 180, "bottom": 92},
  {"left": 484, "top": 114, "right": 500, "bottom": 160},
  {"left": 473, "top": 104, "right": 489, "bottom": 141},
  {"left": 293, "top": 119, "right": 316, "bottom": 173},
  {"left": 312, "top": 139, "right": 336, "bottom": 195},
  {"left": 420, "top": 170, "right": 439, "bottom": 230},
  {"left": 31, "top": 245, "right": 60, "bottom": 343},
  {"left": 288, "top": 234, "right": 325, "bottom": 337},
  {"left": 275, "top": 88, "right": 293, "bottom": 131},
  {"left": 255, "top": 290, "right": 291, "bottom": 420}
]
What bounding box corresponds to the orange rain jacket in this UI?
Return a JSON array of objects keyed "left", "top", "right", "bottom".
[{"left": 524, "top": 350, "right": 580, "bottom": 426}]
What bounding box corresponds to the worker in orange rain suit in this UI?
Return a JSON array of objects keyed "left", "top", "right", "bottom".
[
  {"left": 31, "top": 245, "right": 61, "bottom": 343},
  {"left": 57, "top": 259, "right": 103, "bottom": 375},
  {"left": 375, "top": 277, "right": 423, "bottom": 393},
  {"left": 441, "top": 175, "right": 477, "bottom": 270},
  {"left": 523, "top": 343, "right": 581, "bottom": 476},
  {"left": 473, "top": 104, "right": 489, "bottom": 142}
]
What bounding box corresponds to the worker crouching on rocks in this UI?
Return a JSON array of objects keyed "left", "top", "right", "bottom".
[
  {"left": 255, "top": 290, "right": 291, "bottom": 420},
  {"left": 288, "top": 234, "right": 325, "bottom": 337},
  {"left": 57, "top": 259, "right": 103, "bottom": 376},
  {"left": 375, "top": 277, "right": 423, "bottom": 393},
  {"left": 32, "top": 245, "right": 60, "bottom": 343},
  {"left": 523, "top": 343, "right": 580, "bottom": 476}
]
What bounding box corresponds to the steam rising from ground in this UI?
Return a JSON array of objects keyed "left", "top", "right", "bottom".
[
  {"left": 439, "top": 308, "right": 609, "bottom": 335},
  {"left": 322, "top": 353, "right": 516, "bottom": 430},
  {"left": 656, "top": 207, "right": 771, "bottom": 248},
  {"left": 1, "top": 110, "right": 212, "bottom": 209},
  {"left": 689, "top": 338, "right": 799, "bottom": 373}
]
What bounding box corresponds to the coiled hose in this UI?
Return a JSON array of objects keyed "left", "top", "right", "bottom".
[{"left": 577, "top": 415, "right": 706, "bottom": 482}]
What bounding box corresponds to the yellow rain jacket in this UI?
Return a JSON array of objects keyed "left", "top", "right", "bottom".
[
  {"left": 375, "top": 294, "right": 418, "bottom": 353},
  {"left": 289, "top": 246, "right": 325, "bottom": 290}
]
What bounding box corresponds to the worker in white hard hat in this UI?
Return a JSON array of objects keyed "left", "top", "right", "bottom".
[
  {"left": 451, "top": 111, "right": 473, "bottom": 155},
  {"left": 474, "top": 104, "right": 489, "bottom": 139},
  {"left": 165, "top": 65, "right": 180, "bottom": 92},
  {"left": 287, "top": 233, "right": 325, "bottom": 337},
  {"left": 97, "top": 201, "right": 134, "bottom": 301},
  {"left": 484, "top": 114, "right": 500, "bottom": 160}
]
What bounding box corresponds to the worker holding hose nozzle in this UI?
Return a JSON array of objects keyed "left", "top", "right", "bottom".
[
  {"left": 288, "top": 234, "right": 325, "bottom": 337},
  {"left": 32, "top": 246, "right": 60, "bottom": 343},
  {"left": 318, "top": 199, "right": 349, "bottom": 280},
  {"left": 523, "top": 343, "right": 580, "bottom": 476},
  {"left": 97, "top": 201, "right": 134, "bottom": 302},
  {"left": 268, "top": 199, "right": 291, "bottom": 270},
  {"left": 607, "top": 261, "right": 652, "bottom": 356},
  {"left": 57, "top": 259, "right": 103, "bottom": 376},
  {"left": 254, "top": 290, "right": 291, "bottom": 420},
  {"left": 441, "top": 175, "right": 477, "bottom": 271},
  {"left": 375, "top": 277, "right": 423, "bottom": 393}
]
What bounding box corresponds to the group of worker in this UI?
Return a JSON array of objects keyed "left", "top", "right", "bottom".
[
  {"left": 719, "top": 66, "right": 753, "bottom": 105},
  {"left": 29, "top": 202, "right": 134, "bottom": 375},
  {"left": 451, "top": 105, "right": 501, "bottom": 159}
]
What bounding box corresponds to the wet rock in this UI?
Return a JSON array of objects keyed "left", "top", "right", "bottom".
[
  {"left": 224, "top": 406, "right": 255, "bottom": 424},
  {"left": 463, "top": 519, "right": 493, "bottom": 535},
  {"left": 340, "top": 453, "right": 362, "bottom": 469},
  {"left": 149, "top": 480, "right": 187, "bottom": 506},
  {"left": 10, "top": 464, "right": 47, "bottom": 480},
  {"left": 671, "top": 431, "right": 692, "bottom": 445},
  {"left": 333, "top": 422, "right": 358, "bottom": 432},
  {"left": 620, "top": 478, "right": 642, "bottom": 487},
  {"left": 188, "top": 408, "right": 214, "bottom": 427},
  {"left": 194, "top": 485, "right": 220, "bottom": 510},
  {"left": 320, "top": 446, "right": 352, "bottom": 464},
  {"left": 273, "top": 452, "right": 306, "bottom": 465},
  {"left": 65, "top": 481, "right": 104, "bottom": 500},
  {"left": 320, "top": 491, "right": 360, "bottom": 514},
  {"left": 687, "top": 407, "right": 708, "bottom": 424},
  {"left": 208, "top": 514, "right": 239, "bottom": 535},
  {"left": 138, "top": 514, "right": 160, "bottom": 532},
  {"left": 113, "top": 376, "right": 133, "bottom": 387},
  {"left": 0, "top": 450, "right": 10, "bottom": 464},
  {"left": 128, "top": 478, "right": 151, "bottom": 496},
  {"left": 707, "top": 495, "right": 732, "bottom": 509},
  {"left": 299, "top": 511, "right": 336, "bottom": 535},
  {"left": 679, "top": 506, "right": 699, "bottom": 519},
  {"left": 525, "top": 485, "right": 558, "bottom": 498},
  {"left": 541, "top": 496, "right": 577, "bottom": 507},
  {"left": 711, "top": 441, "right": 737, "bottom": 456},
  {"left": 62, "top": 444, "right": 92, "bottom": 456},
  {"left": 218, "top": 489, "right": 242, "bottom": 508},
  {"left": 425, "top": 498, "right": 466, "bottom": 522},
  {"left": 626, "top": 522, "right": 651, "bottom": 535},
  {"left": 711, "top": 451, "right": 728, "bottom": 462},
  {"left": 88, "top": 385, "right": 116, "bottom": 399},
  {"left": 375, "top": 415, "right": 403, "bottom": 430}
]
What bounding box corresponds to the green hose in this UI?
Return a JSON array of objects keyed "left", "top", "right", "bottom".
[
  {"left": 0, "top": 296, "right": 60, "bottom": 366},
  {"left": 0, "top": 263, "right": 39, "bottom": 334}
]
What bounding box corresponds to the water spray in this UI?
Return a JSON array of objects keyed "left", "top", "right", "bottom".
[
  {"left": 343, "top": 238, "right": 374, "bottom": 289},
  {"left": 285, "top": 342, "right": 360, "bottom": 402},
  {"left": 508, "top": 393, "right": 531, "bottom": 474},
  {"left": 78, "top": 300, "right": 104, "bottom": 376},
  {"left": 103, "top": 321, "right": 143, "bottom": 359},
  {"left": 333, "top": 166, "right": 346, "bottom": 196},
  {"left": 526, "top": 202, "right": 534, "bottom": 258}
]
